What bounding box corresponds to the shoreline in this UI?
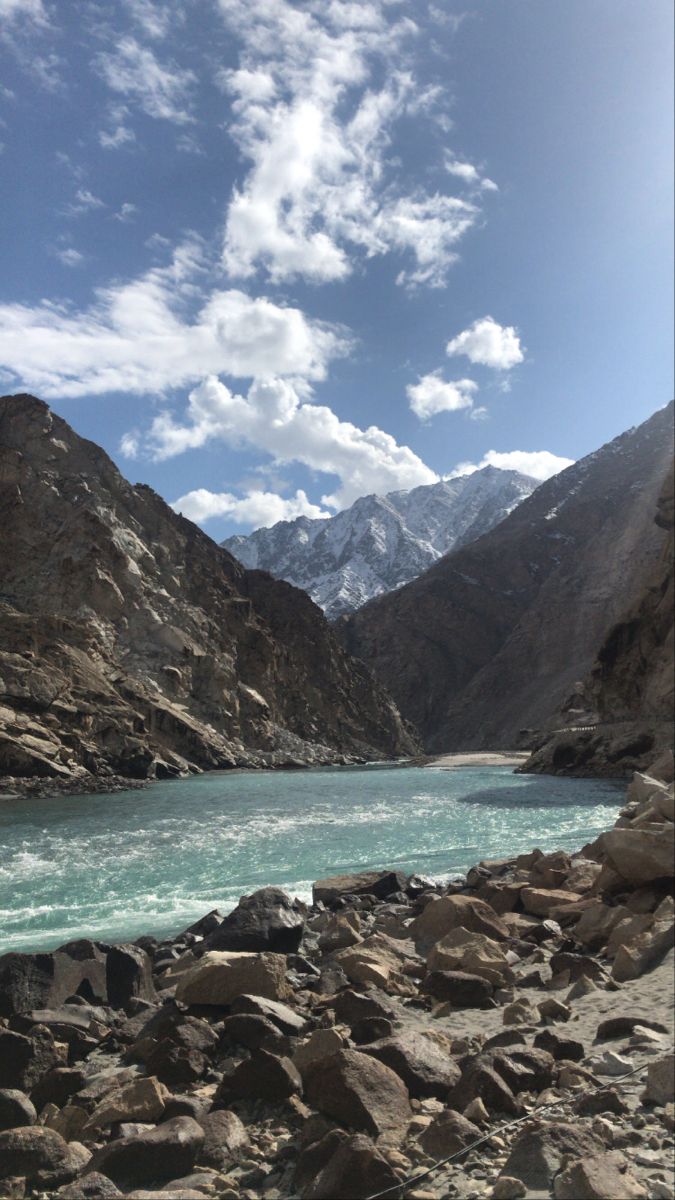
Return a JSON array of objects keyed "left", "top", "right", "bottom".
[
  {"left": 0, "top": 755, "right": 672, "bottom": 1198},
  {"left": 424, "top": 751, "right": 530, "bottom": 769}
]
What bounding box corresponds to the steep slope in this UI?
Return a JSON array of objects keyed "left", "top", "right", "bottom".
[
  {"left": 223, "top": 468, "right": 537, "bottom": 619},
  {"left": 340, "top": 403, "right": 674, "bottom": 754},
  {"left": 522, "top": 466, "right": 674, "bottom": 775},
  {"left": 0, "top": 395, "right": 416, "bottom": 782}
]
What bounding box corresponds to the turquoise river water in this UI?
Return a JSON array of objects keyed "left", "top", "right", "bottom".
[{"left": 0, "top": 764, "right": 622, "bottom": 954}]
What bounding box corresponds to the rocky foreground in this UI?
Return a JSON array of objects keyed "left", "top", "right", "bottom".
[{"left": 0, "top": 755, "right": 673, "bottom": 1200}]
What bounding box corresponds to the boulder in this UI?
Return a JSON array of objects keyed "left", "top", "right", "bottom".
[
  {"left": 142, "top": 1042, "right": 206, "bottom": 1087},
  {"left": 228, "top": 992, "right": 307, "bottom": 1034},
  {"left": 492, "top": 1048, "right": 555, "bottom": 1094},
  {"left": 0, "top": 1126, "right": 90, "bottom": 1188},
  {"left": 217, "top": 1049, "right": 302, "bottom": 1102},
  {"left": 47, "top": 1104, "right": 89, "bottom": 1142},
  {"left": 0, "top": 1088, "right": 37, "bottom": 1130},
  {"left": 304, "top": 1049, "right": 412, "bottom": 1136},
  {"left": 87, "top": 1117, "right": 204, "bottom": 1186},
  {"left": 201, "top": 887, "right": 305, "bottom": 954},
  {"left": 520, "top": 888, "right": 584, "bottom": 917},
  {"left": 499, "top": 1122, "right": 604, "bottom": 1190},
  {"left": 56, "top": 1172, "right": 123, "bottom": 1197},
  {"left": 427, "top": 928, "right": 512, "bottom": 986},
  {"left": 195, "top": 1109, "right": 248, "bottom": 1170},
  {"left": 476, "top": 880, "right": 526, "bottom": 914},
  {"left": 312, "top": 871, "right": 406, "bottom": 906},
  {"left": 174, "top": 951, "right": 289, "bottom": 1005},
  {"left": 83, "top": 1077, "right": 168, "bottom": 1132},
  {"left": 553, "top": 1151, "right": 648, "bottom": 1199},
  {"left": 333, "top": 990, "right": 396, "bottom": 1026},
  {"left": 350, "top": 1017, "right": 394, "bottom": 1044},
  {"left": 0, "top": 1025, "right": 65, "bottom": 1091},
  {"left": 0, "top": 944, "right": 107, "bottom": 1018},
  {"left": 361, "top": 1031, "right": 461, "bottom": 1099},
  {"left": 318, "top": 913, "right": 363, "bottom": 952},
  {"left": 421, "top": 970, "right": 494, "bottom": 1008},
  {"left": 331, "top": 948, "right": 391, "bottom": 988},
  {"left": 410, "top": 895, "right": 509, "bottom": 950},
  {"left": 570, "top": 900, "right": 633, "bottom": 950},
  {"left": 448, "top": 1057, "right": 520, "bottom": 1115},
  {"left": 529, "top": 851, "right": 572, "bottom": 890},
  {"left": 302, "top": 1132, "right": 402, "bottom": 1200},
  {"left": 293, "top": 1029, "right": 349, "bottom": 1080},
  {"left": 612, "top": 896, "right": 674, "bottom": 981},
  {"left": 30, "top": 1067, "right": 87, "bottom": 1112},
  {"left": 222, "top": 1013, "right": 287, "bottom": 1051},
  {"left": 106, "top": 946, "right": 156, "bottom": 1010},
  {"left": 534, "top": 1028, "right": 585, "bottom": 1062},
  {"left": 626, "top": 771, "right": 672, "bottom": 806},
  {"left": 418, "top": 1109, "right": 480, "bottom": 1157},
  {"left": 599, "top": 824, "right": 675, "bottom": 885},
  {"left": 642, "top": 1054, "right": 675, "bottom": 1105}
]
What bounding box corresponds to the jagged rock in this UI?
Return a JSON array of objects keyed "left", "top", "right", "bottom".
[
  {"left": 350, "top": 1016, "right": 394, "bottom": 1044},
  {"left": 46, "top": 1104, "right": 89, "bottom": 1142},
  {"left": 332, "top": 989, "right": 396, "bottom": 1026},
  {"left": 529, "top": 851, "right": 573, "bottom": 889},
  {"left": 201, "top": 888, "right": 305, "bottom": 954},
  {"left": 596, "top": 1015, "right": 668, "bottom": 1041},
  {"left": 0, "top": 1126, "right": 90, "bottom": 1188},
  {"left": 55, "top": 1172, "right": 123, "bottom": 1198},
  {"left": 426, "top": 928, "right": 512, "bottom": 986},
  {"left": 160, "top": 1097, "right": 207, "bottom": 1122},
  {"left": 143, "top": 1042, "right": 206, "bottom": 1087},
  {"left": 83, "top": 1077, "right": 168, "bottom": 1132},
  {"left": 0, "top": 1089, "right": 37, "bottom": 1130},
  {"left": 294, "top": 1129, "right": 349, "bottom": 1194},
  {"left": 534, "top": 1028, "right": 585, "bottom": 1062},
  {"left": 448, "top": 1057, "right": 520, "bottom": 1115},
  {"left": 331, "top": 948, "right": 390, "bottom": 988},
  {"left": 313, "top": 871, "right": 407, "bottom": 906},
  {"left": 106, "top": 946, "right": 156, "bottom": 1010},
  {"left": 0, "top": 1026, "right": 65, "bottom": 1091},
  {"left": 492, "top": 1048, "right": 555, "bottom": 1094},
  {"left": 174, "top": 951, "right": 289, "bottom": 1005},
  {"left": 418, "top": 1109, "right": 480, "bottom": 1157},
  {"left": 228, "top": 992, "right": 307, "bottom": 1034},
  {"left": 598, "top": 825, "right": 675, "bottom": 886},
  {"left": 217, "top": 1049, "right": 302, "bottom": 1102},
  {"left": 477, "top": 880, "right": 526, "bottom": 914},
  {"left": 361, "top": 1031, "right": 461, "bottom": 1099},
  {"left": 642, "top": 1054, "right": 675, "bottom": 1105},
  {"left": 222, "top": 1013, "right": 287, "bottom": 1051},
  {"left": 0, "top": 944, "right": 107, "bottom": 1018},
  {"left": 87, "top": 1117, "right": 204, "bottom": 1186},
  {"left": 410, "top": 895, "right": 510, "bottom": 949},
  {"left": 421, "top": 970, "right": 494, "bottom": 1008},
  {"left": 318, "top": 913, "right": 363, "bottom": 952},
  {"left": 553, "top": 1151, "right": 648, "bottom": 1199},
  {"left": 521, "top": 888, "right": 584, "bottom": 917},
  {"left": 499, "top": 1122, "right": 604, "bottom": 1190},
  {"left": 195, "top": 1110, "right": 248, "bottom": 1170},
  {"left": 491, "top": 1178, "right": 526, "bottom": 1200},
  {"left": 302, "top": 1132, "right": 403, "bottom": 1200},
  {"left": 612, "top": 897, "right": 674, "bottom": 980},
  {"left": 304, "top": 1049, "right": 412, "bottom": 1137},
  {"left": 293, "top": 1028, "right": 349, "bottom": 1079}
]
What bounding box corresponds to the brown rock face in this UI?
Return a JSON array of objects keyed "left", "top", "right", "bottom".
[
  {"left": 0, "top": 394, "right": 416, "bottom": 781},
  {"left": 339, "top": 404, "right": 673, "bottom": 754}
]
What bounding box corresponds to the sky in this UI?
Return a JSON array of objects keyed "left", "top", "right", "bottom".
[{"left": 0, "top": 0, "right": 672, "bottom": 536}]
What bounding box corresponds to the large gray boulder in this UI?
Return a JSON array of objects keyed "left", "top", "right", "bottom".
[
  {"left": 87, "top": 1116, "right": 204, "bottom": 1187},
  {"left": 202, "top": 887, "right": 305, "bottom": 953}
]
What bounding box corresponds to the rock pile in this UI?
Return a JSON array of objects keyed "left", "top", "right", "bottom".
[{"left": 0, "top": 757, "right": 673, "bottom": 1199}]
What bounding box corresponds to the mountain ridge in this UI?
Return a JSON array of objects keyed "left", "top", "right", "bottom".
[{"left": 222, "top": 467, "right": 539, "bottom": 619}]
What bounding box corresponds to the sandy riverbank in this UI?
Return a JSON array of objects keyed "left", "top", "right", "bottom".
[{"left": 426, "top": 751, "right": 530, "bottom": 769}]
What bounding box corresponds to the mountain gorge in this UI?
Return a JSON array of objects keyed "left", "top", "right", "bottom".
[
  {"left": 223, "top": 468, "right": 538, "bottom": 619},
  {"left": 0, "top": 395, "right": 416, "bottom": 783},
  {"left": 340, "top": 404, "right": 674, "bottom": 763}
]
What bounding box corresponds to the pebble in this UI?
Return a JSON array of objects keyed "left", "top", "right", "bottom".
[{"left": 594, "top": 1050, "right": 635, "bottom": 1076}]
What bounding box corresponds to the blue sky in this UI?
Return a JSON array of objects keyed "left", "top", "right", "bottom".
[{"left": 0, "top": 0, "right": 672, "bottom": 536}]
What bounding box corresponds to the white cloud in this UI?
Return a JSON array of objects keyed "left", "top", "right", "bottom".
[
  {"left": 0, "top": 241, "right": 347, "bottom": 398},
  {"left": 171, "top": 486, "right": 330, "bottom": 527},
  {"left": 124, "top": 0, "right": 175, "bottom": 40},
  {"left": 99, "top": 104, "right": 136, "bottom": 149},
  {"left": 65, "top": 188, "right": 105, "bottom": 217},
  {"left": 450, "top": 449, "right": 574, "bottom": 482},
  {"left": 113, "top": 202, "right": 137, "bottom": 222},
  {"left": 444, "top": 155, "right": 497, "bottom": 192},
  {"left": 53, "top": 247, "right": 84, "bottom": 267},
  {"left": 140, "top": 374, "right": 438, "bottom": 510},
  {"left": 94, "top": 37, "right": 195, "bottom": 124},
  {"left": 468, "top": 405, "right": 489, "bottom": 421},
  {"left": 0, "top": 0, "right": 46, "bottom": 23},
  {"left": 446, "top": 316, "right": 524, "bottom": 370},
  {"left": 407, "top": 371, "right": 477, "bottom": 419},
  {"left": 217, "top": 0, "right": 484, "bottom": 287}
]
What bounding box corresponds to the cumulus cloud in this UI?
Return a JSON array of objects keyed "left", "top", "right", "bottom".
[
  {"left": 450, "top": 449, "right": 574, "bottom": 482},
  {"left": 217, "top": 0, "right": 483, "bottom": 287},
  {"left": 0, "top": 0, "right": 46, "bottom": 23},
  {"left": 407, "top": 371, "right": 478, "bottom": 420},
  {"left": 445, "top": 155, "right": 498, "bottom": 192},
  {"left": 447, "top": 316, "right": 524, "bottom": 371},
  {"left": 123, "top": 0, "right": 176, "bottom": 40},
  {"left": 171, "top": 486, "right": 330, "bottom": 527},
  {"left": 140, "top": 374, "right": 438, "bottom": 509},
  {"left": 94, "top": 37, "right": 195, "bottom": 123},
  {"left": 0, "top": 241, "right": 347, "bottom": 398}
]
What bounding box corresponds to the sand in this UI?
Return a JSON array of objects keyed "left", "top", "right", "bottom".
[{"left": 426, "top": 751, "right": 530, "bottom": 769}]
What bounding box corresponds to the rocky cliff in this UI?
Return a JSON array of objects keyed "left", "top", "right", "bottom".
[
  {"left": 223, "top": 468, "right": 538, "bottom": 620},
  {"left": 339, "top": 404, "right": 674, "bottom": 759},
  {"left": 522, "top": 464, "right": 674, "bottom": 775},
  {"left": 0, "top": 395, "right": 416, "bottom": 783}
]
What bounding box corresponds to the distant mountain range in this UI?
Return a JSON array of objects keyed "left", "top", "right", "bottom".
[
  {"left": 223, "top": 467, "right": 539, "bottom": 619},
  {"left": 339, "top": 403, "right": 674, "bottom": 765}
]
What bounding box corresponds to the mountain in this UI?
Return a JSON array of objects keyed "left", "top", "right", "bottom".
[
  {"left": 339, "top": 404, "right": 674, "bottom": 761},
  {"left": 521, "top": 465, "right": 674, "bottom": 775},
  {"left": 223, "top": 468, "right": 538, "bottom": 620},
  {"left": 0, "top": 395, "right": 416, "bottom": 783}
]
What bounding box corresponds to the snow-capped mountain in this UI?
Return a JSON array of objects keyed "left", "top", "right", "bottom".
[{"left": 223, "top": 467, "right": 539, "bottom": 619}]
